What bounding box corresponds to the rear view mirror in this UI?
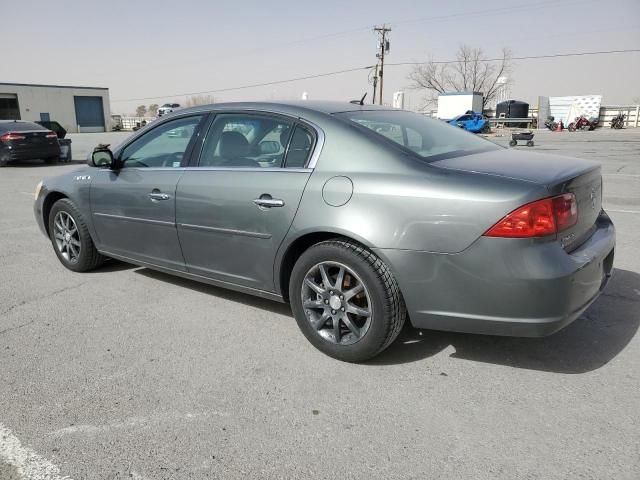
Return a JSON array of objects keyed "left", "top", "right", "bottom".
[
  {"left": 91, "top": 149, "right": 114, "bottom": 168},
  {"left": 259, "top": 141, "right": 280, "bottom": 155}
]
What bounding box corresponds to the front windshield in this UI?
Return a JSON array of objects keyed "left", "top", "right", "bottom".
[{"left": 335, "top": 110, "right": 500, "bottom": 161}]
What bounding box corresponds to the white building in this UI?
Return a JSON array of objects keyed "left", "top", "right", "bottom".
[{"left": 0, "top": 82, "right": 111, "bottom": 133}]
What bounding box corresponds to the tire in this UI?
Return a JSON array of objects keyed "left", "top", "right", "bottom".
[
  {"left": 527, "top": 140, "right": 534, "bottom": 147},
  {"left": 509, "top": 140, "right": 517, "bottom": 147},
  {"left": 289, "top": 239, "right": 406, "bottom": 362},
  {"left": 44, "top": 156, "right": 58, "bottom": 164},
  {"left": 48, "top": 198, "right": 105, "bottom": 272},
  {"left": 568, "top": 123, "right": 576, "bottom": 132}
]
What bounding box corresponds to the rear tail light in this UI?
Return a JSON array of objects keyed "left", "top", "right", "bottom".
[
  {"left": 0, "top": 132, "right": 26, "bottom": 141},
  {"left": 483, "top": 193, "right": 578, "bottom": 238},
  {"left": 45, "top": 132, "right": 58, "bottom": 139}
]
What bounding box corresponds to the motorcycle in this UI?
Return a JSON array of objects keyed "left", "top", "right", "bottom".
[
  {"left": 568, "top": 115, "right": 598, "bottom": 132},
  {"left": 610, "top": 113, "right": 625, "bottom": 129},
  {"left": 544, "top": 116, "right": 558, "bottom": 131}
]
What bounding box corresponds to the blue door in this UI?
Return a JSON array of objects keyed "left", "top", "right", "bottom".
[
  {"left": 40, "top": 112, "right": 50, "bottom": 122},
  {"left": 73, "top": 96, "right": 105, "bottom": 132}
]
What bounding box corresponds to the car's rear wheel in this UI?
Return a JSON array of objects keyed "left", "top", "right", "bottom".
[
  {"left": 48, "top": 199, "right": 105, "bottom": 272},
  {"left": 44, "top": 156, "right": 58, "bottom": 164},
  {"left": 289, "top": 239, "right": 406, "bottom": 362}
]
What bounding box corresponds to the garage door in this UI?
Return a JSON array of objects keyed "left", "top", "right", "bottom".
[
  {"left": 74, "top": 96, "right": 105, "bottom": 132},
  {"left": 0, "top": 94, "right": 20, "bottom": 120}
]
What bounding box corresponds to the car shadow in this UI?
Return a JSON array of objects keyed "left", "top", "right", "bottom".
[
  {"left": 121, "top": 264, "right": 638, "bottom": 373},
  {"left": 369, "top": 268, "right": 640, "bottom": 373},
  {"left": 133, "top": 267, "right": 292, "bottom": 316}
]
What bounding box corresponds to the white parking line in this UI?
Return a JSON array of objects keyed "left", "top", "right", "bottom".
[
  {"left": 607, "top": 209, "right": 640, "bottom": 214},
  {"left": 0, "top": 423, "right": 71, "bottom": 480}
]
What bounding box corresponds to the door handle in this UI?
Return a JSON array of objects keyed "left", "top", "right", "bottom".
[
  {"left": 253, "top": 195, "right": 285, "bottom": 208},
  {"left": 148, "top": 192, "right": 171, "bottom": 201}
]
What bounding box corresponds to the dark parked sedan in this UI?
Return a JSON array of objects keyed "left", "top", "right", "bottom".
[
  {"left": 0, "top": 120, "right": 61, "bottom": 166},
  {"left": 34, "top": 102, "right": 615, "bottom": 362}
]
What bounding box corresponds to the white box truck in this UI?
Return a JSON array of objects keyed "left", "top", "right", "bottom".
[{"left": 437, "top": 92, "right": 484, "bottom": 120}]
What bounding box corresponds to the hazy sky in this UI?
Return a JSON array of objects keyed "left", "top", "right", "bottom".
[{"left": 3, "top": 0, "right": 639, "bottom": 114}]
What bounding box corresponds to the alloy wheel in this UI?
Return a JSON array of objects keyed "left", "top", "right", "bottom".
[
  {"left": 301, "top": 261, "right": 373, "bottom": 345},
  {"left": 53, "top": 211, "right": 81, "bottom": 263}
]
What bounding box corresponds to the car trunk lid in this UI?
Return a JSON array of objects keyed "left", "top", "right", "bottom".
[
  {"left": 430, "top": 149, "right": 599, "bottom": 186},
  {"left": 431, "top": 149, "right": 603, "bottom": 250}
]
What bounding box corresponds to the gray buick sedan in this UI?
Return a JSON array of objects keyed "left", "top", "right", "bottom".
[{"left": 34, "top": 102, "right": 615, "bottom": 362}]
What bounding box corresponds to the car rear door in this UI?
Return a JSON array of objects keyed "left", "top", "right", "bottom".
[
  {"left": 175, "top": 112, "right": 319, "bottom": 291},
  {"left": 90, "top": 114, "right": 205, "bottom": 271}
]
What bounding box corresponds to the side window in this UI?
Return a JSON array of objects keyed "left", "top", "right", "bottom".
[
  {"left": 199, "top": 114, "right": 293, "bottom": 168},
  {"left": 120, "top": 115, "right": 202, "bottom": 168},
  {"left": 405, "top": 128, "right": 423, "bottom": 151},
  {"left": 284, "top": 126, "right": 314, "bottom": 168}
]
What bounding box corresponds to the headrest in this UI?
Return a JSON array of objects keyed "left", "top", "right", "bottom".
[{"left": 219, "top": 131, "right": 249, "bottom": 158}]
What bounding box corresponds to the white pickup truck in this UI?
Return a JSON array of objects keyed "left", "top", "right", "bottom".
[{"left": 157, "top": 103, "right": 182, "bottom": 117}]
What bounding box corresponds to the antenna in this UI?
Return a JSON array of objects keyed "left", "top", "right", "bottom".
[{"left": 350, "top": 93, "right": 368, "bottom": 105}]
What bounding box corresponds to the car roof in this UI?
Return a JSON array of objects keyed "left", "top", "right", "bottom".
[{"left": 177, "top": 100, "right": 397, "bottom": 117}]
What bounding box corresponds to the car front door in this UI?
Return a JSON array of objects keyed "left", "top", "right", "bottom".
[
  {"left": 90, "top": 114, "right": 204, "bottom": 270},
  {"left": 175, "top": 112, "right": 318, "bottom": 291}
]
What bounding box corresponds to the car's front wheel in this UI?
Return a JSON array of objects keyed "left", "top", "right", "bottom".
[
  {"left": 48, "top": 199, "right": 105, "bottom": 272},
  {"left": 290, "top": 239, "right": 406, "bottom": 362}
]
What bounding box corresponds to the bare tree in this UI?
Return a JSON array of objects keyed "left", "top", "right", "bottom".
[
  {"left": 148, "top": 103, "right": 159, "bottom": 116},
  {"left": 185, "top": 95, "right": 216, "bottom": 107},
  {"left": 408, "top": 45, "right": 513, "bottom": 109},
  {"left": 135, "top": 105, "right": 147, "bottom": 117}
]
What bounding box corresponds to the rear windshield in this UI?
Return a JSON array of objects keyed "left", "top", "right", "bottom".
[
  {"left": 0, "top": 121, "right": 46, "bottom": 133},
  {"left": 335, "top": 110, "right": 500, "bottom": 162}
]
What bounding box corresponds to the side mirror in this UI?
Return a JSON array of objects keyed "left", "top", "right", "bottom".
[
  {"left": 259, "top": 141, "right": 280, "bottom": 155},
  {"left": 91, "top": 149, "right": 114, "bottom": 168}
]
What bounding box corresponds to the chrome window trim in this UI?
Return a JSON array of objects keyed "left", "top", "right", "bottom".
[
  {"left": 96, "top": 166, "right": 312, "bottom": 173},
  {"left": 182, "top": 167, "right": 312, "bottom": 173},
  {"left": 96, "top": 167, "right": 186, "bottom": 172}
]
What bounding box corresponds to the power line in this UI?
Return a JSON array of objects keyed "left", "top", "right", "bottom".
[
  {"left": 235, "top": 0, "right": 585, "bottom": 59},
  {"left": 112, "top": 48, "right": 640, "bottom": 103},
  {"left": 118, "top": 0, "right": 593, "bottom": 77},
  {"left": 385, "top": 48, "right": 640, "bottom": 66},
  {"left": 112, "top": 66, "right": 374, "bottom": 103}
]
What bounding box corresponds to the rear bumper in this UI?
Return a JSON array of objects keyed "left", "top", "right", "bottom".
[
  {"left": 376, "top": 211, "right": 615, "bottom": 337},
  {"left": 1, "top": 144, "right": 60, "bottom": 161}
]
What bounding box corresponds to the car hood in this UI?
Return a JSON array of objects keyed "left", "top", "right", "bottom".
[{"left": 430, "top": 148, "right": 599, "bottom": 186}]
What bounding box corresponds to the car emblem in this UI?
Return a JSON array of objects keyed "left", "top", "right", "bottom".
[{"left": 589, "top": 188, "right": 597, "bottom": 210}]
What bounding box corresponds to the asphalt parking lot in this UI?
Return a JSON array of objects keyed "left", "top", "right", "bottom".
[{"left": 1, "top": 129, "right": 639, "bottom": 479}]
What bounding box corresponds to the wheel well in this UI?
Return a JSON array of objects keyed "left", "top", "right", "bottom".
[
  {"left": 279, "top": 232, "right": 364, "bottom": 302},
  {"left": 42, "top": 192, "right": 68, "bottom": 235}
]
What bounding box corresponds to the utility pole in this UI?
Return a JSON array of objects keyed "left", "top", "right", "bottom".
[
  {"left": 371, "top": 64, "right": 379, "bottom": 105},
  {"left": 373, "top": 25, "right": 391, "bottom": 105}
]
